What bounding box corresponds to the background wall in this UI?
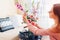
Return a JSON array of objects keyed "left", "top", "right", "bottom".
[{"left": 0, "top": 0, "right": 17, "bottom": 18}]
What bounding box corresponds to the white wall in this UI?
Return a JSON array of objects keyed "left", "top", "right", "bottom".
[{"left": 0, "top": 0, "right": 17, "bottom": 18}]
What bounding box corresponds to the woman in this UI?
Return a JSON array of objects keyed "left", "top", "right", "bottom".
[{"left": 23, "top": 4, "right": 60, "bottom": 40}]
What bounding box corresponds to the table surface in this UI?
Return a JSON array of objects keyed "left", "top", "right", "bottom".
[{"left": 0, "top": 25, "right": 25, "bottom": 40}]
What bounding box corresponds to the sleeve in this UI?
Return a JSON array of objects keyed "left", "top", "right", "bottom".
[
  {"left": 28, "top": 24, "right": 49, "bottom": 36},
  {"left": 35, "top": 28, "right": 49, "bottom": 35}
]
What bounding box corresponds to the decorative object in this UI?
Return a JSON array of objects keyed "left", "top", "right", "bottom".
[
  {"left": 15, "top": 0, "right": 39, "bottom": 24},
  {"left": 0, "top": 17, "right": 14, "bottom": 32},
  {"left": 19, "top": 30, "right": 42, "bottom": 40}
]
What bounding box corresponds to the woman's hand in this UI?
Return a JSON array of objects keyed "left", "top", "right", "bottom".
[
  {"left": 31, "top": 21, "right": 42, "bottom": 29},
  {"left": 23, "top": 12, "right": 42, "bottom": 29},
  {"left": 23, "top": 12, "right": 29, "bottom": 24}
]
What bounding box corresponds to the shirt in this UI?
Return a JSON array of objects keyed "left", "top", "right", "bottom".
[{"left": 28, "top": 24, "right": 60, "bottom": 40}]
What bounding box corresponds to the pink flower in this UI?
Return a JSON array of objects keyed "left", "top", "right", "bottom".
[{"left": 16, "top": 2, "right": 24, "bottom": 11}]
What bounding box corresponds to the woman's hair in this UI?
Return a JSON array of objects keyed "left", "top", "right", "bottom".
[{"left": 53, "top": 4, "right": 60, "bottom": 23}]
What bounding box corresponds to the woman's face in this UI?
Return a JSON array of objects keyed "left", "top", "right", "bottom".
[{"left": 49, "top": 8, "right": 56, "bottom": 19}]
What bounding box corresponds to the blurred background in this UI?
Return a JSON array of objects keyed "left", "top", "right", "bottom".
[{"left": 0, "top": 0, "right": 60, "bottom": 29}]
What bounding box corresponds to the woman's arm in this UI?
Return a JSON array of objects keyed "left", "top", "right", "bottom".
[
  {"left": 27, "top": 23, "right": 49, "bottom": 35},
  {"left": 23, "top": 13, "right": 49, "bottom": 35}
]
